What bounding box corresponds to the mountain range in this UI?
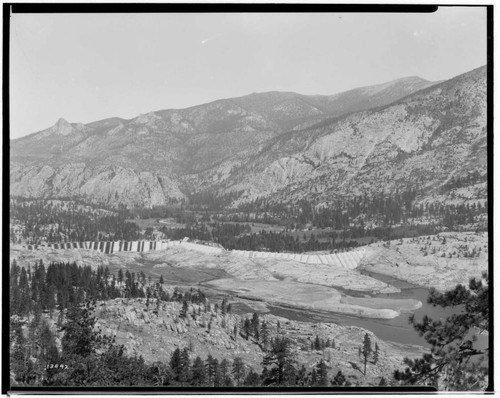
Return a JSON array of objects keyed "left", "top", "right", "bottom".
[{"left": 10, "top": 66, "right": 487, "bottom": 207}]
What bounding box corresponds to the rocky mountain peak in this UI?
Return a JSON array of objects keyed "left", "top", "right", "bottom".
[
  {"left": 51, "top": 117, "right": 74, "bottom": 136},
  {"left": 55, "top": 117, "right": 70, "bottom": 125}
]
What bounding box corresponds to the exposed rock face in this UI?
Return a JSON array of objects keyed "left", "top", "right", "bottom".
[
  {"left": 93, "top": 298, "right": 427, "bottom": 382},
  {"left": 10, "top": 67, "right": 486, "bottom": 207},
  {"left": 359, "top": 231, "right": 488, "bottom": 292},
  {"left": 225, "top": 66, "right": 487, "bottom": 203},
  {"left": 10, "top": 163, "right": 185, "bottom": 207}
]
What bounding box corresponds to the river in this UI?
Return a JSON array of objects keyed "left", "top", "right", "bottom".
[{"left": 267, "top": 271, "right": 458, "bottom": 347}]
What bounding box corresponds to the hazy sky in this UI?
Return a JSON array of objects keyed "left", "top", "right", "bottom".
[{"left": 10, "top": 7, "right": 487, "bottom": 138}]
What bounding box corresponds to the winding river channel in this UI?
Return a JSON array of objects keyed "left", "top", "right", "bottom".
[{"left": 268, "top": 271, "right": 458, "bottom": 347}]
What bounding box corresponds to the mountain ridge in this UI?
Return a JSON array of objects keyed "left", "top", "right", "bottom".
[
  {"left": 10, "top": 66, "right": 486, "bottom": 207},
  {"left": 12, "top": 74, "right": 438, "bottom": 141}
]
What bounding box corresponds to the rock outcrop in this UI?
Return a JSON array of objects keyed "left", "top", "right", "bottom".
[
  {"left": 359, "top": 231, "right": 488, "bottom": 292},
  {"left": 92, "top": 297, "right": 427, "bottom": 382}
]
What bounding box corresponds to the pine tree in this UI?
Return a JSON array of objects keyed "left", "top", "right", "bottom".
[
  {"left": 179, "top": 347, "right": 191, "bottom": 383},
  {"left": 282, "top": 361, "right": 297, "bottom": 386},
  {"left": 169, "top": 348, "right": 182, "bottom": 381},
  {"left": 11, "top": 319, "right": 35, "bottom": 385},
  {"left": 251, "top": 312, "right": 260, "bottom": 336},
  {"left": 309, "top": 368, "right": 318, "bottom": 386},
  {"left": 331, "top": 370, "right": 346, "bottom": 386},
  {"left": 191, "top": 356, "right": 206, "bottom": 386},
  {"left": 262, "top": 336, "right": 296, "bottom": 385},
  {"left": 394, "top": 274, "right": 489, "bottom": 390},
  {"left": 180, "top": 300, "right": 189, "bottom": 319},
  {"left": 10, "top": 279, "right": 21, "bottom": 316},
  {"left": 18, "top": 268, "right": 32, "bottom": 316},
  {"left": 243, "top": 318, "right": 251, "bottom": 340},
  {"left": 373, "top": 343, "right": 380, "bottom": 364},
  {"left": 361, "top": 333, "right": 372, "bottom": 376},
  {"left": 316, "top": 359, "right": 328, "bottom": 386},
  {"left": 205, "top": 354, "right": 215, "bottom": 386},
  {"left": 149, "top": 361, "right": 172, "bottom": 386},
  {"left": 212, "top": 358, "right": 221, "bottom": 387},
  {"left": 38, "top": 318, "right": 58, "bottom": 363},
  {"left": 61, "top": 302, "right": 110, "bottom": 359},
  {"left": 296, "top": 365, "right": 307, "bottom": 386},
  {"left": 232, "top": 357, "right": 245, "bottom": 386},
  {"left": 314, "top": 335, "right": 322, "bottom": 351},
  {"left": 244, "top": 369, "right": 260, "bottom": 386},
  {"left": 260, "top": 320, "right": 270, "bottom": 350},
  {"left": 219, "top": 358, "right": 232, "bottom": 386}
]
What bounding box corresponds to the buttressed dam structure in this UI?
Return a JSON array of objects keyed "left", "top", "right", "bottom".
[{"left": 26, "top": 239, "right": 364, "bottom": 270}]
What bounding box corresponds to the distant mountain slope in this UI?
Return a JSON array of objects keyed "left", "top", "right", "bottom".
[
  {"left": 221, "top": 66, "right": 486, "bottom": 203},
  {"left": 10, "top": 69, "right": 485, "bottom": 208}
]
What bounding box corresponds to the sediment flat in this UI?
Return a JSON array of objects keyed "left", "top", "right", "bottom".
[{"left": 205, "top": 278, "right": 421, "bottom": 319}]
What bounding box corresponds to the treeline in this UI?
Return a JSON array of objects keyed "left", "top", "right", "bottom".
[
  {"left": 10, "top": 260, "right": 122, "bottom": 318},
  {"left": 211, "top": 222, "right": 252, "bottom": 239},
  {"left": 216, "top": 231, "right": 358, "bottom": 252},
  {"left": 158, "top": 223, "right": 359, "bottom": 252},
  {"left": 160, "top": 224, "right": 212, "bottom": 241},
  {"left": 10, "top": 199, "right": 140, "bottom": 244},
  {"left": 163, "top": 222, "right": 441, "bottom": 253},
  {"left": 127, "top": 205, "right": 196, "bottom": 224},
  {"left": 217, "top": 222, "right": 451, "bottom": 252},
  {"left": 9, "top": 260, "right": 215, "bottom": 320},
  {"left": 163, "top": 336, "right": 355, "bottom": 387},
  {"left": 160, "top": 222, "right": 252, "bottom": 247},
  {"left": 234, "top": 189, "right": 420, "bottom": 228},
  {"left": 233, "top": 188, "right": 486, "bottom": 231}
]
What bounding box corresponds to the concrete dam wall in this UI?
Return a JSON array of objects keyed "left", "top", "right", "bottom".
[
  {"left": 25, "top": 240, "right": 364, "bottom": 269},
  {"left": 26, "top": 240, "right": 224, "bottom": 255},
  {"left": 230, "top": 249, "right": 365, "bottom": 270}
]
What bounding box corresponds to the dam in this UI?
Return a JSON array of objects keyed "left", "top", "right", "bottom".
[{"left": 25, "top": 239, "right": 365, "bottom": 269}]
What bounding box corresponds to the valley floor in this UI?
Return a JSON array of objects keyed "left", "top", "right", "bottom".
[{"left": 9, "top": 231, "right": 487, "bottom": 385}]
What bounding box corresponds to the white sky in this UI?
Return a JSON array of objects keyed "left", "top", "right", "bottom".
[{"left": 10, "top": 7, "right": 487, "bottom": 138}]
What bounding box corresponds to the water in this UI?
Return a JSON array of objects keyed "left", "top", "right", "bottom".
[{"left": 268, "top": 271, "right": 458, "bottom": 347}]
